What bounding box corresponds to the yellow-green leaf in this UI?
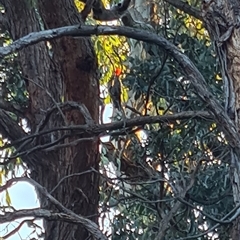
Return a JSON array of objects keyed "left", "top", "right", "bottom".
[{"left": 5, "top": 189, "right": 11, "bottom": 206}]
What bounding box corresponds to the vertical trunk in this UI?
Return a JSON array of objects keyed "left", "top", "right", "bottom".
[
  {"left": 202, "top": 0, "right": 240, "bottom": 239},
  {"left": 2, "top": 0, "right": 99, "bottom": 239}
]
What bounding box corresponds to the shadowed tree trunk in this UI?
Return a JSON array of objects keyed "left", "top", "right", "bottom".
[
  {"left": 202, "top": 0, "right": 240, "bottom": 239},
  {"left": 1, "top": 0, "right": 99, "bottom": 239}
]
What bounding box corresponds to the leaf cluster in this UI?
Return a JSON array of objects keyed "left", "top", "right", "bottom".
[{"left": 98, "top": 2, "right": 233, "bottom": 239}]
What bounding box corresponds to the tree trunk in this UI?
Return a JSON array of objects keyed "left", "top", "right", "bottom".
[
  {"left": 202, "top": 0, "right": 240, "bottom": 239},
  {"left": 2, "top": 0, "right": 99, "bottom": 239}
]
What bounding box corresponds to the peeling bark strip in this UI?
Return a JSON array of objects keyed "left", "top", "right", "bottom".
[
  {"left": 202, "top": 0, "right": 240, "bottom": 239},
  {"left": 1, "top": 0, "right": 99, "bottom": 239}
]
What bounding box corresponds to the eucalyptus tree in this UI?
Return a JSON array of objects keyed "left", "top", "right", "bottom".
[{"left": 0, "top": 0, "right": 240, "bottom": 240}]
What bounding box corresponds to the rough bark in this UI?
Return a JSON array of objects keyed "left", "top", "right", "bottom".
[
  {"left": 1, "top": 0, "right": 99, "bottom": 239},
  {"left": 202, "top": 0, "right": 240, "bottom": 239}
]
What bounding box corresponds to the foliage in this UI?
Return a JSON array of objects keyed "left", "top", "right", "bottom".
[
  {"left": 0, "top": 0, "right": 236, "bottom": 239},
  {"left": 98, "top": 1, "right": 233, "bottom": 239}
]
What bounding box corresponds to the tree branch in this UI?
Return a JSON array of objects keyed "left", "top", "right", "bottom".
[
  {"left": 3, "top": 219, "right": 30, "bottom": 239},
  {"left": 0, "top": 109, "right": 52, "bottom": 168},
  {"left": 0, "top": 177, "right": 107, "bottom": 240},
  {"left": 0, "top": 110, "right": 26, "bottom": 142},
  {"left": 163, "top": 0, "right": 202, "bottom": 21},
  {"left": 0, "top": 104, "right": 211, "bottom": 168},
  {"left": 0, "top": 99, "right": 25, "bottom": 116},
  {"left": 1, "top": 208, "right": 107, "bottom": 239},
  {"left": 0, "top": 24, "right": 239, "bottom": 157},
  {"left": 0, "top": 111, "right": 211, "bottom": 154}
]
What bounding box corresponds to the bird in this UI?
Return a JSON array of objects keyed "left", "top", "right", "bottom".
[{"left": 108, "top": 68, "right": 122, "bottom": 111}]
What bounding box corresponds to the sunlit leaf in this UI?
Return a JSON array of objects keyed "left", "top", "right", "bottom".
[{"left": 5, "top": 189, "right": 11, "bottom": 206}]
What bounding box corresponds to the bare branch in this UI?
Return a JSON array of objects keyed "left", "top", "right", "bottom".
[
  {"left": 1, "top": 208, "right": 107, "bottom": 240},
  {"left": 0, "top": 110, "right": 211, "bottom": 163},
  {"left": 0, "top": 110, "right": 211, "bottom": 152},
  {"left": 163, "top": 0, "right": 202, "bottom": 21},
  {"left": 157, "top": 159, "right": 199, "bottom": 238},
  {"left": 0, "top": 109, "right": 50, "bottom": 168},
  {"left": 0, "top": 177, "right": 107, "bottom": 240},
  {"left": 0, "top": 24, "right": 238, "bottom": 158},
  {"left": 0, "top": 110, "right": 26, "bottom": 142},
  {"left": 0, "top": 99, "right": 25, "bottom": 116},
  {"left": 36, "top": 101, "right": 94, "bottom": 133},
  {"left": 50, "top": 170, "right": 94, "bottom": 194},
  {"left": 3, "top": 219, "right": 31, "bottom": 239}
]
